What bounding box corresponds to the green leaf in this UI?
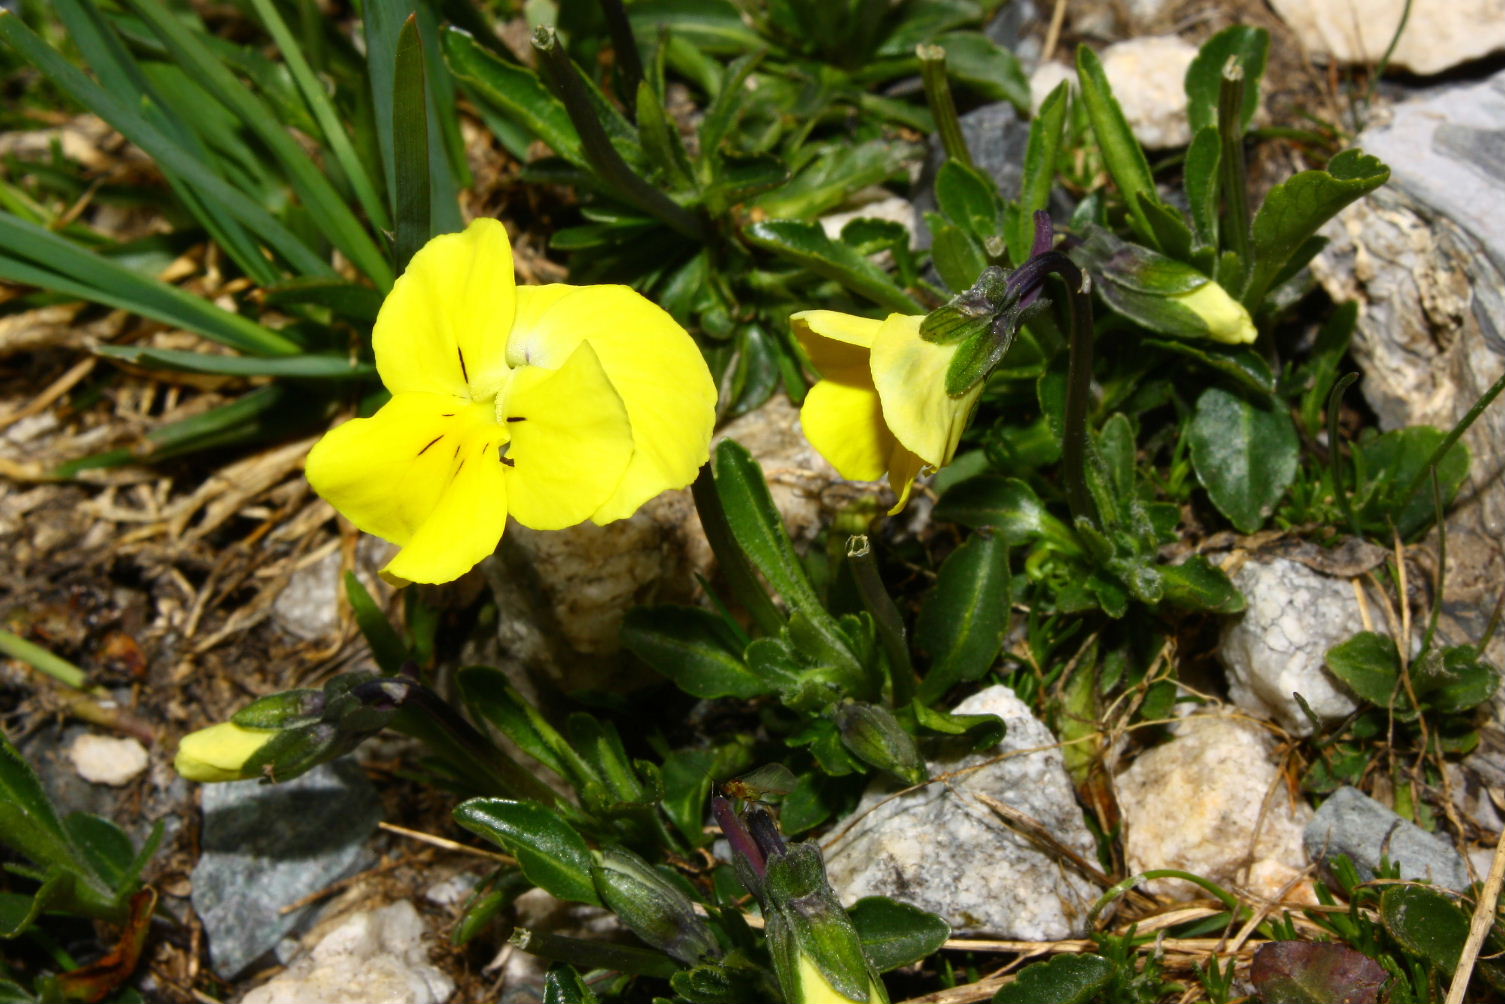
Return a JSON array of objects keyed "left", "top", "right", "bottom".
[
  {"left": 1325, "top": 632, "right": 1401, "bottom": 707},
  {"left": 442, "top": 27, "right": 583, "bottom": 164},
  {"left": 1142, "top": 338, "right": 1274, "bottom": 394},
  {"left": 627, "top": 0, "right": 760, "bottom": 53},
  {"left": 936, "top": 159, "right": 1004, "bottom": 239},
  {"left": 622, "top": 606, "right": 770, "bottom": 700},
  {"left": 911, "top": 701, "right": 1005, "bottom": 751},
  {"left": 392, "top": 14, "right": 431, "bottom": 275},
  {"left": 0, "top": 214, "right": 298, "bottom": 356},
  {"left": 1185, "top": 26, "right": 1269, "bottom": 134},
  {"left": 1184, "top": 126, "right": 1221, "bottom": 248},
  {"left": 848, "top": 896, "right": 950, "bottom": 973},
  {"left": 916, "top": 532, "right": 1010, "bottom": 702},
  {"left": 343, "top": 572, "right": 408, "bottom": 674},
  {"left": 1157, "top": 556, "right": 1245, "bottom": 614},
  {"left": 543, "top": 964, "right": 599, "bottom": 1004},
  {"left": 60, "top": 813, "right": 134, "bottom": 892},
  {"left": 1245, "top": 149, "right": 1389, "bottom": 307},
  {"left": 930, "top": 222, "right": 989, "bottom": 293},
  {"left": 1007, "top": 79, "right": 1068, "bottom": 264},
  {"left": 1355, "top": 426, "right": 1469, "bottom": 538},
  {"left": 750, "top": 139, "right": 915, "bottom": 220},
  {"left": 993, "top": 953, "right": 1116, "bottom": 1003},
  {"left": 712, "top": 439, "right": 818, "bottom": 610},
  {"left": 263, "top": 277, "right": 384, "bottom": 322},
  {"left": 936, "top": 31, "right": 1029, "bottom": 111},
  {"left": 745, "top": 219, "right": 922, "bottom": 314},
  {"left": 0, "top": 733, "right": 83, "bottom": 885},
  {"left": 1423, "top": 647, "right": 1499, "bottom": 715},
  {"left": 1380, "top": 884, "right": 1469, "bottom": 975},
  {"left": 934, "top": 475, "right": 1071, "bottom": 549},
  {"left": 1076, "top": 44, "right": 1159, "bottom": 248},
  {"left": 1187, "top": 385, "right": 1298, "bottom": 533},
  {"left": 457, "top": 667, "right": 595, "bottom": 790},
  {"left": 454, "top": 799, "right": 600, "bottom": 906},
  {"left": 93, "top": 346, "right": 372, "bottom": 379}
]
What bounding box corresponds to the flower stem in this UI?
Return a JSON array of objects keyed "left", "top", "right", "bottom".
[
  {"left": 917, "top": 44, "right": 972, "bottom": 168},
  {"left": 532, "top": 27, "right": 709, "bottom": 244},
  {"left": 0, "top": 628, "right": 87, "bottom": 689},
  {"left": 1036, "top": 251, "right": 1099, "bottom": 528},
  {"left": 690, "top": 464, "right": 784, "bottom": 635},
  {"left": 358, "top": 677, "right": 560, "bottom": 805},
  {"left": 845, "top": 535, "right": 915, "bottom": 706},
  {"left": 1217, "top": 58, "right": 1251, "bottom": 275}
]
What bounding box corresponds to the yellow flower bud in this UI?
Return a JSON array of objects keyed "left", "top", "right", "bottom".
[
  {"left": 1173, "top": 280, "right": 1257, "bottom": 345},
  {"left": 173, "top": 722, "right": 275, "bottom": 782},
  {"left": 794, "top": 954, "right": 889, "bottom": 1004}
]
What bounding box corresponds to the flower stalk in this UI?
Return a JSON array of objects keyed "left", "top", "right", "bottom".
[
  {"left": 917, "top": 44, "right": 972, "bottom": 168},
  {"left": 844, "top": 535, "right": 915, "bottom": 706},
  {"left": 1217, "top": 57, "right": 1251, "bottom": 272},
  {"left": 532, "top": 26, "right": 708, "bottom": 244}
]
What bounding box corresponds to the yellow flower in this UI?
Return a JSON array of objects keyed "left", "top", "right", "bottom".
[
  {"left": 793, "top": 954, "right": 889, "bottom": 1004},
  {"left": 792, "top": 310, "right": 981, "bottom": 513},
  {"left": 1173, "top": 280, "right": 1257, "bottom": 345},
  {"left": 306, "top": 219, "right": 716, "bottom": 584},
  {"left": 174, "top": 722, "right": 275, "bottom": 782}
]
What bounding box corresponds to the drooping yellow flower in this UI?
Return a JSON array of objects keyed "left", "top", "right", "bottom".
[
  {"left": 306, "top": 219, "right": 716, "bottom": 584},
  {"left": 792, "top": 310, "right": 981, "bottom": 512},
  {"left": 174, "top": 721, "right": 275, "bottom": 782}
]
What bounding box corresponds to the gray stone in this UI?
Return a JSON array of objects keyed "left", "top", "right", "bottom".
[
  {"left": 1218, "top": 557, "right": 1363, "bottom": 735},
  {"left": 192, "top": 760, "right": 381, "bottom": 978},
  {"left": 1268, "top": 0, "right": 1505, "bottom": 76},
  {"left": 824, "top": 685, "right": 1100, "bottom": 939},
  {"left": 1305, "top": 786, "right": 1470, "bottom": 891},
  {"left": 240, "top": 901, "right": 453, "bottom": 1004},
  {"left": 912, "top": 102, "right": 1032, "bottom": 249},
  {"left": 1311, "top": 71, "right": 1505, "bottom": 673}
]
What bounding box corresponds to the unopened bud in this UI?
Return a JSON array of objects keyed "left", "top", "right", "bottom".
[
  {"left": 173, "top": 722, "right": 278, "bottom": 782},
  {"left": 764, "top": 843, "right": 889, "bottom": 1004},
  {"left": 835, "top": 703, "right": 925, "bottom": 785},
  {"left": 591, "top": 847, "right": 719, "bottom": 964},
  {"left": 1077, "top": 229, "right": 1255, "bottom": 345},
  {"left": 231, "top": 689, "right": 324, "bottom": 729}
]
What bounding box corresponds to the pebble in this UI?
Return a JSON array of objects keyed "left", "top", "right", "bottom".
[
  {"left": 1116, "top": 715, "right": 1313, "bottom": 902},
  {"left": 824, "top": 685, "right": 1100, "bottom": 939},
  {"left": 68, "top": 733, "right": 149, "bottom": 786},
  {"left": 241, "top": 901, "right": 454, "bottom": 1004},
  {"left": 1219, "top": 557, "right": 1363, "bottom": 735},
  {"left": 1030, "top": 36, "right": 1199, "bottom": 150},
  {"left": 1305, "top": 786, "right": 1470, "bottom": 891},
  {"left": 1268, "top": 0, "right": 1505, "bottom": 76}
]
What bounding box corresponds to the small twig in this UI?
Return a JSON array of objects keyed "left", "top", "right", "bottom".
[
  {"left": 276, "top": 852, "right": 426, "bottom": 915},
  {"left": 1445, "top": 825, "right": 1505, "bottom": 1004},
  {"left": 1041, "top": 0, "right": 1068, "bottom": 64},
  {"left": 378, "top": 821, "right": 516, "bottom": 863}
]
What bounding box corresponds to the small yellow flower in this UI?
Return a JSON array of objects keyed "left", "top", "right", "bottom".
[
  {"left": 792, "top": 310, "right": 981, "bottom": 513},
  {"left": 306, "top": 219, "right": 716, "bottom": 584},
  {"left": 1173, "top": 280, "right": 1257, "bottom": 345},
  {"left": 793, "top": 954, "right": 889, "bottom": 1004},
  {"left": 174, "top": 722, "right": 275, "bottom": 782}
]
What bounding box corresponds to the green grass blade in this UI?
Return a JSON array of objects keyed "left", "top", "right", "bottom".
[
  {"left": 0, "top": 212, "right": 300, "bottom": 355},
  {"left": 393, "top": 14, "right": 432, "bottom": 274},
  {"left": 0, "top": 12, "right": 334, "bottom": 279},
  {"left": 245, "top": 0, "right": 391, "bottom": 233},
  {"left": 119, "top": 0, "right": 393, "bottom": 288},
  {"left": 94, "top": 345, "right": 374, "bottom": 378}
]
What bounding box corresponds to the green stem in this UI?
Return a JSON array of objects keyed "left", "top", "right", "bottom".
[
  {"left": 917, "top": 44, "right": 972, "bottom": 169},
  {"left": 1088, "top": 869, "right": 1244, "bottom": 928},
  {"left": 532, "top": 27, "right": 709, "bottom": 244},
  {"left": 1043, "top": 252, "right": 1100, "bottom": 528},
  {"left": 1327, "top": 372, "right": 1362, "bottom": 536},
  {"left": 392, "top": 14, "right": 431, "bottom": 276},
  {"left": 845, "top": 535, "right": 915, "bottom": 706},
  {"left": 1216, "top": 57, "right": 1251, "bottom": 277},
  {"left": 690, "top": 464, "right": 784, "bottom": 636},
  {"left": 0, "top": 628, "right": 88, "bottom": 689}
]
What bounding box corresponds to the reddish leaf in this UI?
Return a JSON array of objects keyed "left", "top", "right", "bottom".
[
  {"left": 1252, "top": 941, "right": 1387, "bottom": 1004},
  {"left": 54, "top": 887, "right": 156, "bottom": 1003}
]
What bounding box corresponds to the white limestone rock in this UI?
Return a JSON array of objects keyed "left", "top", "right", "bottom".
[
  {"left": 824, "top": 685, "right": 1099, "bottom": 939},
  {"left": 68, "top": 733, "right": 148, "bottom": 787},
  {"left": 1219, "top": 558, "right": 1363, "bottom": 735},
  {"left": 1116, "top": 715, "right": 1313, "bottom": 902},
  {"left": 1030, "top": 37, "right": 1197, "bottom": 149},
  {"left": 240, "top": 901, "right": 453, "bottom": 1004},
  {"left": 1268, "top": 0, "right": 1505, "bottom": 76}
]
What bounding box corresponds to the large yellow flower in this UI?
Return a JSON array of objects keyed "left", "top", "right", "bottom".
[
  {"left": 792, "top": 310, "right": 981, "bottom": 512},
  {"left": 307, "top": 219, "right": 716, "bottom": 584}
]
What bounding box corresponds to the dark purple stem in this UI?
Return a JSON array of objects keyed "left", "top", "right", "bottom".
[{"left": 712, "top": 796, "right": 765, "bottom": 877}]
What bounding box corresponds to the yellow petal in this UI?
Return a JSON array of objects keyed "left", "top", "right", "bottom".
[
  {"left": 792, "top": 310, "right": 883, "bottom": 382},
  {"left": 869, "top": 314, "right": 981, "bottom": 467},
  {"left": 175, "top": 722, "right": 274, "bottom": 782},
  {"left": 885, "top": 445, "right": 926, "bottom": 515},
  {"left": 504, "top": 340, "right": 635, "bottom": 530},
  {"left": 800, "top": 379, "right": 891, "bottom": 482},
  {"left": 383, "top": 428, "right": 510, "bottom": 585},
  {"left": 508, "top": 284, "right": 716, "bottom": 525},
  {"left": 373, "top": 218, "right": 518, "bottom": 399},
  {"left": 305, "top": 392, "right": 495, "bottom": 546},
  {"left": 1173, "top": 281, "right": 1257, "bottom": 345}
]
